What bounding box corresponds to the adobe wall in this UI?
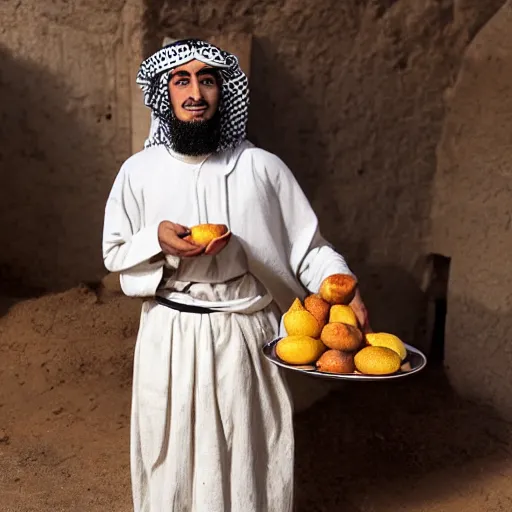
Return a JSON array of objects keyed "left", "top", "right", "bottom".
[
  {"left": 0, "top": 0, "right": 143, "bottom": 295},
  {"left": 429, "top": 1, "right": 512, "bottom": 416}
]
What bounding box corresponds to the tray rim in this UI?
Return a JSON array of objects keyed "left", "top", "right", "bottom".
[{"left": 262, "top": 337, "right": 428, "bottom": 381}]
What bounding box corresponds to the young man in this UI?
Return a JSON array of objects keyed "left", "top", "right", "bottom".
[{"left": 103, "top": 38, "right": 369, "bottom": 512}]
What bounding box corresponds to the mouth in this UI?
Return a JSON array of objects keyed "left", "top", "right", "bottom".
[{"left": 184, "top": 104, "right": 208, "bottom": 112}]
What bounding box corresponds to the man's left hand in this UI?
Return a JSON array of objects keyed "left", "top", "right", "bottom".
[{"left": 350, "top": 288, "right": 372, "bottom": 334}]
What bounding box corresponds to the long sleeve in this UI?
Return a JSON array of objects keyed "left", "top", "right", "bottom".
[
  {"left": 271, "top": 155, "right": 355, "bottom": 294},
  {"left": 102, "top": 165, "right": 173, "bottom": 297},
  {"left": 297, "top": 229, "right": 355, "bottom": 292}
]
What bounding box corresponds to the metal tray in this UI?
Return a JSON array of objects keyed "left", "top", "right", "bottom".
[{"left": 262, "top": 338, "right": 427, "bottom": 381}]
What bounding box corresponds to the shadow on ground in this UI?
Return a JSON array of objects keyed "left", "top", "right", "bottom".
[{"left": 294, "top": 362, "right": 511, "bottom": 511}]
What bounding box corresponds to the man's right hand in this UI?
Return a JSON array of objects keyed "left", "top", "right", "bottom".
[{"left": 158, "top": 221, "right": 205, "bottom": 258}]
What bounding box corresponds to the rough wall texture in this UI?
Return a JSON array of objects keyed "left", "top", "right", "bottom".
[
  {"left": 0, "top": 0, "right": 142, "bottom": 295},
  {"left": 147, "top": 0, "right": 505, "bottom": 348},
  {"left": 429, "top": 2, "right": 512, "bottom": 416}
]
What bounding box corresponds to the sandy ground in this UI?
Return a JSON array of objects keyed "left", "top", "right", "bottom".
[{"left": 1, "top": 285, "right": 511, "bottom": 512}]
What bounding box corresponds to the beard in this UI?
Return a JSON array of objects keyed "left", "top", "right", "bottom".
[{"left": 168, "top": 108, "right": 222, "bottom": 156}]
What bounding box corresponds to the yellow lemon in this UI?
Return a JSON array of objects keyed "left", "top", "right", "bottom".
[
  {"left": 283, "top": 310, "right": 322, "bottom": 338},
  {"left": 288, "top": 297, "right": 305, "bottom": 312},
  {"left": 328, "top": 305, "right": 358, "bottom": 327},
  {"left": 276, "top": 335, "right": 326, "bottom": 365},
  {"left": 354, "top": 346, "right": 402, "bottom": 375},
  {"left": 365, "top": 332, "right": 407, "bottom": 361}
]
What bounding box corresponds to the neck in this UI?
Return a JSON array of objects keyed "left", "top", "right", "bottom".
[{"left": 167, "top": 146, "right": 212, "bottom": 165}]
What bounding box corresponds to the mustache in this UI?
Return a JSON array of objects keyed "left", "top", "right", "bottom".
[{"left": 182, "top": 99, "right": 209, "bottom": 108}]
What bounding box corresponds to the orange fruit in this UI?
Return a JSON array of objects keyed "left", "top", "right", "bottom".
[
  {"left": 187, "top": 223, "right": 229, "bottom": 246},
  {"left": 319, "top": 274, "right": 357, "bottom": 305}
]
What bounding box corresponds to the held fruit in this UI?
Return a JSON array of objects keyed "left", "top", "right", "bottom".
[
  {"left": 186, "top": 223, "right": 229, "bottom": 246},
  {"left": 319, "top": 274, "right": 357, "bottom": 305},
  {"left": 288, "top": 298, "right": 305, "bottom": 312},
  {"left": 283, "top": 310, "right": 322, "bottom": 338},
  {"left": 365, "top": 332, "right": 407, "bottom": 361},
  {"left": 276, "top": 335, "right": 326, "bottom": 365},
  {"left": 320, "top": 322, "right": 363, "bottom": 352},
  {"left": 354, "top": 346, "right": 401, "bottom": 375},
  {"left": 304, "top": 294, "right": 330, "bottom": 329},
  {"left": 329, "top": 305, "right": 358, "bottom": 327},
  {"left": 316, "top": 350, "right": 355, "bottom": 374}
]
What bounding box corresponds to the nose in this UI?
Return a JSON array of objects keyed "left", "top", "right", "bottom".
[{"left": 189, "top": 77, "right": 202, "bottom": 101}]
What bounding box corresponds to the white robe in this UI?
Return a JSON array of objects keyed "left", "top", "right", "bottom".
[{"left": 102, "top": 141, "right": 354, "bottom": 512}]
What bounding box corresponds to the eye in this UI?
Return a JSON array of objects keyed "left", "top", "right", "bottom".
[
  {"left": 173, "top": 78, "right": 189, "bottom": 86},
  {"left": 201, "top": 77, "right": 216, "bottom": 86}
]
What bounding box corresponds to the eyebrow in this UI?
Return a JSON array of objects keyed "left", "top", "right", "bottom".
[{"left": 171, "top": 67, "right": 218, "bottom": 78}]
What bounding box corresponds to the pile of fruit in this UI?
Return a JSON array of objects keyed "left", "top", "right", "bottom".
[{"left": 276, "top": 274, "right": 408, "bottom": 376}]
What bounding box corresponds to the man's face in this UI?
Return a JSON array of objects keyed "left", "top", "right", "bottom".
[{"left": 168, "top": 60, "right": 221, "bottom": 122}]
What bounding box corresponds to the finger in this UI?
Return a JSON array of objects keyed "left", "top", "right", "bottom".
[
  {"left": 356, "top": 308, "right": 369, "bottom": 331},
  {"left": 360, "top": 316, "right": 373, "bottom": 334},
  {"left": 363, "top": 324, "right": 373, "bottom": 334},
  {"left": 160, "top": 224, "right": 191, "bottom": 239},
  {"left": 181, "top": 246, "right": 205, "bottom": 258},
  {"left": 351, "top": 301, "right": 369, "bottom": 331},
  {"left": 172, "top": 224, "right": 191, "bottom": 236},
  {"left": 161, "top": 241, "right": 205, "bottom": 258},
  {"left": 160, "top": 243, "right": 180, "bottom": 256},
  {"left": 167, "top": 234, "right": 204, "bottom": 252},
  {"left": 163, "top": 246, "right": 203, "bottom": 257}
]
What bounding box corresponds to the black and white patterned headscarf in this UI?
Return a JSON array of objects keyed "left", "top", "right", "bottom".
[{"left": 136, "top": 39, "right": 249, "bottom": 152}]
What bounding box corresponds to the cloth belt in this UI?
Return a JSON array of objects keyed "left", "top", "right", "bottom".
[{"left": 155, "top": 295, "right": 217, "bottom": 314}]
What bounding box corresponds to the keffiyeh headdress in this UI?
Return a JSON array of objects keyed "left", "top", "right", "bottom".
[{"left": 136, "top": 39, "right": 249, "bottom": 152}]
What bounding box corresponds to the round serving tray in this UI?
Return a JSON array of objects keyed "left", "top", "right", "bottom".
[{"left": 262, "top": 338, "right": 427, "bottom": 381}]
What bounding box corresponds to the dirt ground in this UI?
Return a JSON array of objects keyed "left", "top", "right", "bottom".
[{"left": 1, "top": 285, "right": 511, "bottom": 512}]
